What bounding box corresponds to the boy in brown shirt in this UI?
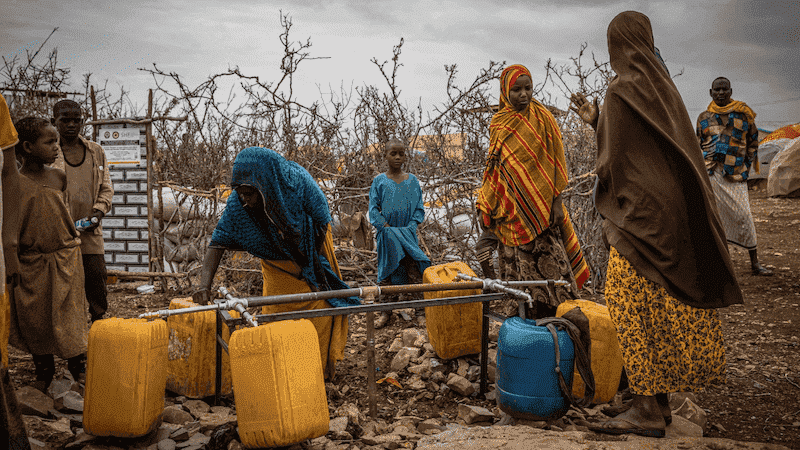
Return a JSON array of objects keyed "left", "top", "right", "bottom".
[{"left": 51, "top": 100, "right": 114, "bottom": 322}]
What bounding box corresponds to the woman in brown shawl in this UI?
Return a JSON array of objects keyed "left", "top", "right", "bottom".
[{"left": 571, "top": 11, "right": 742, "bottom": 437}]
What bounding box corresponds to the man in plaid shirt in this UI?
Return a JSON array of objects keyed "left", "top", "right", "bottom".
[{"left": 696, "top": 76, "right": 772, "bottom": 276}]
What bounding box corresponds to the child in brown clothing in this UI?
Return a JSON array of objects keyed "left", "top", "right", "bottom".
[{"left": 9, "top": 117, "right": 88, "bottom": 390}]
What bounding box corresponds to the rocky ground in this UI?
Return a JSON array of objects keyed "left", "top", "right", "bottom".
[{"left": 7, "top": 184, "right": 800, "bottom": 450}]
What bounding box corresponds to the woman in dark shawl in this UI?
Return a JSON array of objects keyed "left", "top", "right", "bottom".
[
  {"left": 194, "top": 147, "right": 359, "bottom": 378},
  {"left": 571, "top": 11, "right": 743, "bottom": 437}
]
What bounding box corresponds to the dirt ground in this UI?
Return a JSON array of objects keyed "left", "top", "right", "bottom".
[{"left": 7, "top": 182, "right": 800, "bottom": 449}]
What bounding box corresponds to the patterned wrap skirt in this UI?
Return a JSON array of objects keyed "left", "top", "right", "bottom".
[
  {"left": 498, "top": 226, "right": 580, "bottom": 317},
  {"left": 605, "top": 247, "right": 727, "bottom": 396},
  {"left": 709, "top": 170, "right": 757, "bottom": 250}
]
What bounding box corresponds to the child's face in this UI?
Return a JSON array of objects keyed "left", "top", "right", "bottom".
[
  {"left": 386, "top": 143, "right": 407, "bottom": 170},
  {"left": 508, "top": 75, "right": 533, "bottom": 112},
  {"left": 25, "top": 125, "right": 60, "bottom": 164},
  {"left": 53, "top": 107, "right": 84, "bottom": 140}
]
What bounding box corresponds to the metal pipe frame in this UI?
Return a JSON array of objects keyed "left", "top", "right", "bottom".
[
  {"left": 198, "top": 274, "right": 571, "bottom": 410},
  {"left": 140, "top": 278, "right": 568, "bottom": 321},
  {"left": 211, "top": 290, "right": 506, "bottom": 412}
]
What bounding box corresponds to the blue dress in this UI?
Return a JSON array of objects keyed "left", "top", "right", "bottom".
[{"left": 369, "top": 173, "right": 432, "bottom": 284}]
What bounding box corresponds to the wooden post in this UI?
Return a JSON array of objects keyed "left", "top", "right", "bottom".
[
  {"left": 89, "top": 98, "right": 185, "bottom": 288},
  {"left": 90, "top": 86, "right": 98, "bottom": 142},
  {"left": 151, "top": 135, "right": 167, "bottom": 289},
  {"left": 145, "top": 90, "right": 156, "bottom": 287}
]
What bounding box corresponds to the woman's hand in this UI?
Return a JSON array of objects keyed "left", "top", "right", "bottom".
[
  {"left": 192, "top": 288, "right": 213, "bottom": 305},
  {"left": 550, "top": 194, "right": 565, "bottom": 227},
  {"left": 569, "top": 93, "right": 599, "bottom": 130}
]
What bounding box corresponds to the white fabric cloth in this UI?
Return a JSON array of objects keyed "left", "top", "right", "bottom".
[{"left": 709, "top": 170, "right": 757, "bottom": 249}]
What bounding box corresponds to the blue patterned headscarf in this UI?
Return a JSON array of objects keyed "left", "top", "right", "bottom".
[{"left": 211, "top": 147, "right": 358, "bottom": 306}]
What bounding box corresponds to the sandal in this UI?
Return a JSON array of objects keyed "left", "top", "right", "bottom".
[
  {"left": 603, "top": 402, "right": 671, "bottom": 425},
  {"left": 751, "top": 265, "right": 773, "bottom": 276},
  {"left": 589, "top": 417, "right": 665, "bottom": 438}
]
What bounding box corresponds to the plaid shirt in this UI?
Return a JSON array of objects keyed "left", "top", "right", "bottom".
[{"left": 696, "top": 110, "right": 758, "bottom": 182}]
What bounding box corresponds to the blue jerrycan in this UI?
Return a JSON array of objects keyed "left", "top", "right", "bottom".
[{"left": 496, "top": 316, "right": 575, "bottom": 420}]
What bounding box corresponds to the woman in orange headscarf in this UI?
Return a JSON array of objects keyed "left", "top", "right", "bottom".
[{"left": 477, "top": 64, "right": 590, "bottom": 318}]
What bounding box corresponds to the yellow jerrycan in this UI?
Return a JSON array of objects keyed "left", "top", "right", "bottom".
[
  {"left": 423, "top": 261, "right": 483, "bottom": 360},
  {"left": 166, "top": 297, "right": 239, "bottom": 398},
  {"left": 83, "top": 318, "right": 168, "bottom": 437},
  {"left": 230, "top": 319, "right": 329, "bottom": 448},
  {"left": 556, "top": 299, "right": 623, "bottom": 404}
]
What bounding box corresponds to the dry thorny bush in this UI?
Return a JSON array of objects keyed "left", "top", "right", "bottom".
[{"left": 2, "top": 15, "right": 613, "bottom": 295}]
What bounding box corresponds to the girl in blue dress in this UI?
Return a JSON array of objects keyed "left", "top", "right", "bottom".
[{"left": 369, "top": 139, "right": 431, "bottom": 326}]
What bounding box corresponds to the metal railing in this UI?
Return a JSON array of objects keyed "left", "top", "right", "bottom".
[{"left": 140, "top": 275, "right": 571, "bottom": 417}]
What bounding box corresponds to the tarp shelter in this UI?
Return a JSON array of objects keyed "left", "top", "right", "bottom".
[
  {"left": 767, "top": 136, "right": 800, "bottom": 197},
  {"left": 751, "top": 123, "right": 800, "bottom": 180}
]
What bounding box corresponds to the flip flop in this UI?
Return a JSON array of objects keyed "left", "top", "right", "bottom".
[
  {"left": 589, "top": 417, "right": 666, "bottom": 438},
  {"left": 602, "top": 403, "right": 672, "bottom": 425}
]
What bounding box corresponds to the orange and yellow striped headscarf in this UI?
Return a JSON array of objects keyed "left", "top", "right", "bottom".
[
  {"left": 477, "top": 64, "right": 589, "bottom": 288},
  {"left": 478, "top": 64, "right": 569, "bottom": 243}
]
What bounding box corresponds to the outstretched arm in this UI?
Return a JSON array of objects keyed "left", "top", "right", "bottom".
[{"left": 193, "top": 246, "right": 226, "bottom": 304}]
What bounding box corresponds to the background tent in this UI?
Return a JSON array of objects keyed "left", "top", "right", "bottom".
[
  {"left": 767, "top": 136, "right": 800, "bottom": 197},
  {"left": 752, "top": 123, "right": 800, "bottom": 180}
]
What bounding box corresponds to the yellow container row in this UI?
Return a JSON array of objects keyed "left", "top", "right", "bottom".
[
  {"left": 80, "top": 261, "right": 623, "bottom": 447},
  {"left": 82, "top": 301, "right": 328, "bottom": 448}
]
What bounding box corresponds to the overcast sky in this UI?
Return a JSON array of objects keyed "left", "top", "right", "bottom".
[{"left": 2, "top": 0, "right": 798, "bottom": 130}]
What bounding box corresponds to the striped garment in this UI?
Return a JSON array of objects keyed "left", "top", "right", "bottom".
[
  {"left": 477, "top": 64, "right": 590, "bottom": 288},
  {"left": 696, "top": 100, "right": 759, "bottom": 181}
]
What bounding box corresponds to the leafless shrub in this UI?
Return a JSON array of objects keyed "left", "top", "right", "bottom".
[
  {"left": 2, "top": 28, "right": 138, "bottom": 127},
  {"left": 544, "top": 43, "right": 614, "bottom": 291},
  {"left": 4, "top": 19, "right": 617, "bottom": 295}
]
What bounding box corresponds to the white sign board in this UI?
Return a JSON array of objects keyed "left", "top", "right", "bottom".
[{"left": 99, "top": 126, "right": 144, "bottom": 167}]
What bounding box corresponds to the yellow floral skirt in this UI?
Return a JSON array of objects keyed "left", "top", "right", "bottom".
[{"left": 605, "top": 247, "right": 726, "bottom": 396}]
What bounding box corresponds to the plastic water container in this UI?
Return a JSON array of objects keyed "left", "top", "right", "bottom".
[
  {"left": 423, "top": 262, "right": 483, "bottom": 360},
  {"left": 260, "top": 259, "right": 342, "bottom": 375},
  {"left": 557, "top": 299, "right": 623, "bottom": 404},
  {"left": 230, "top": 319, "right": 329, "bottom": 448},
  {"left": 166, "top": 297, "right": 238, "bottom": 398},
  {"left": 496, "top": 316, "right": 574, "bottom": 420},
  {"left": 84, "top": 318, "right": 168, "bottom": 437}
]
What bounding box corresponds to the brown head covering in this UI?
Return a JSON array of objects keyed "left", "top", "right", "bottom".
[{"left": 594, "top": 11, "right": 742, "bottom": 308}]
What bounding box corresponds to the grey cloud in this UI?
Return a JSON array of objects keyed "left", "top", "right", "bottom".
[{"left": 702, "top": 0, "right": 800, "bottom": 92}]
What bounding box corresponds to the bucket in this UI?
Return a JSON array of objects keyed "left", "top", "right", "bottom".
[
  {"left": 423, "top": 261, "right": 482, "bottom": 360},
  {"left": 556, "top": 299, "right": 623, "bottom": 404},
  {"left": 230, "top": 319, "right": 329, "bottom": 448},
  {"left": 496, "top": 316, "right": 574, "bottom": 420},
  {"left": 83, "top": 318, "right": 168, "bottom": 437}
]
